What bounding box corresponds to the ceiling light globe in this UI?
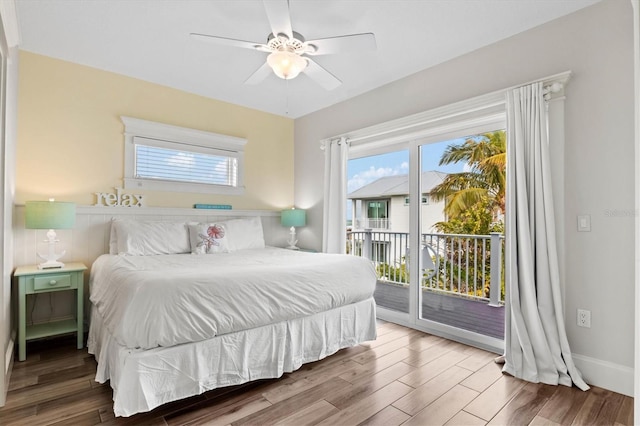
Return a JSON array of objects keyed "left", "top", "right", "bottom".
[{"left": 267, "top": 51, "right": 307, "bottom": 80}]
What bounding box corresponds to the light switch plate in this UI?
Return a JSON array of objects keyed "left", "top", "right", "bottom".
[{"left": 577, "top": 215, "right": 591, "bottom": 232}]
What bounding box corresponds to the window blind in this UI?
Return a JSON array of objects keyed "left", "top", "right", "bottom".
[{"left": 134, "top": 144, "right": 238, "bottom": 187}]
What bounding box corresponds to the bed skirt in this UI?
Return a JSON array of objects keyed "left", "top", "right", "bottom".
[{"left": 88, "top": 297, "right": 377, "bottom": 417}]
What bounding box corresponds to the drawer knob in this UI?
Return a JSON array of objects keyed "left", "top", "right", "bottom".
[{"left": 49, "top": 280, "right": 57, "bottom": 285}]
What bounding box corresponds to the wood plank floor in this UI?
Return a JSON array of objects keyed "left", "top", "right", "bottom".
[{"left": 0, "top": 322, "right": 633, "bottom": 425}]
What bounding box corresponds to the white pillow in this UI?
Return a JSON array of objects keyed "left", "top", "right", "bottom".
[
  {"left": 221, "top": 217, "right": 265, "bottom": 251},
  {"left": 188, "top": 223, "right": 230, "bottom": 254},
  {"left": 113, "top": 220, "right": 191, "bottom": 256}
]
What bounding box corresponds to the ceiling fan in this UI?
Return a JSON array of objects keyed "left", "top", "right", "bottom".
[{"left": 190, "top": 0, "right": 376, "bottom": 90}]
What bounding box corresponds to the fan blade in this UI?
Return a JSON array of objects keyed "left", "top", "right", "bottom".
[
  {"left": 305, "top": 33, "right": 376, "bottom": 56},
  {"left": 244, "top": 62, "right": 273, "bottom": 85},
  {"left": 263, "top": 0, "right": 293, "bottom": 39},
  {"left": 190, "top": 33, "right": 268, "bottom": 51},
  {"left": 304, "top": 58, "right": 341, "bottom": 90}
]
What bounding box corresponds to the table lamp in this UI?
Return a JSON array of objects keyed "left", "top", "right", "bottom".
[
  {"left": 281, "top": 208, "right": 306, "bottom": 250},
  {"left": 25, "top": 199, "right": 76, "bottom": 269}
]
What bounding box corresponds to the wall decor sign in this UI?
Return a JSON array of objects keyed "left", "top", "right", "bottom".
[{"left": 95, "top": 187, "right": 144, "bottom": 207}]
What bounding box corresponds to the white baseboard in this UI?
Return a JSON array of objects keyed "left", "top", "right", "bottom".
[{"left": 573, "top": 353, "right": 633, "bottom": 396}]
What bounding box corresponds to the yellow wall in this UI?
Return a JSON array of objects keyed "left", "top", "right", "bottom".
[{"left": 16, "top": 51, "right": 294, "bottom": 209}]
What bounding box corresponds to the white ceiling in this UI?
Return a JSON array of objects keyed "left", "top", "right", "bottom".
[{"left": 16, "top": 0, "right": 599, "bottom": 118}]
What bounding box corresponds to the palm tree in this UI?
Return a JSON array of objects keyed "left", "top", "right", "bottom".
[{"left": 430, "top": 131, "right": 506, "bottom": 219}]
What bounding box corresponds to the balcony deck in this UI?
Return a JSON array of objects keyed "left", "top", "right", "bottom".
[{"left": 374, "top": 281, "right": 505, "bottom": 340}]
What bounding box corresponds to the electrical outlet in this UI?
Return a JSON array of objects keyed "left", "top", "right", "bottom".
[{"left": 577, "top": 309, "right": 591, "bottom": 328}]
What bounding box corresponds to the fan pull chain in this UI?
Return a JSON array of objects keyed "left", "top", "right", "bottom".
[{"left": 285, "top": 79, "right": 289, "bottom": 116}]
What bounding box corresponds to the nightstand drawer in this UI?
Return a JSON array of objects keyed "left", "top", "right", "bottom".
[{"left": 33, "top": 273, "right": 72, "bottom": 291}]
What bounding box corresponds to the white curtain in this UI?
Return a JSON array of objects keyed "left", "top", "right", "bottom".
[
  {"left": 322, "top": 137, "right": 349, "bottom": 254},
  {"left": 503, "top": 82, "right": 589, "bottom": 390}
]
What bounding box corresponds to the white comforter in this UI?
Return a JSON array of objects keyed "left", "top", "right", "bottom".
[{"left": 90, "top": 247, "right": 376, "bottom": 350}]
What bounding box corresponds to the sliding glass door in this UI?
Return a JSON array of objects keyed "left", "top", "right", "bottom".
[{"left": 346, "top": 129, "right": 505, "bottom": 351}]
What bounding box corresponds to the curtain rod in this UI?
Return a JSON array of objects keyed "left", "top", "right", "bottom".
[{"left": 321, "top": 70, "right": 571, "bottom": 146}]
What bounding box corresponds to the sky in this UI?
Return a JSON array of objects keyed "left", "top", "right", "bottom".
[
  {"left": 346, "top": 137, "right": 471, "bottom": 222},
  {"left": 347, "top": 138, "right": 467, "bottom": 195}
]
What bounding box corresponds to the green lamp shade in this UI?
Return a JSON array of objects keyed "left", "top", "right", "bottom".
[
  {"left": 281, "top": 208, "right": 306, "bottom": 227},
  {"left": 25, "top": 201, "right": 76, "bottom": 229}
]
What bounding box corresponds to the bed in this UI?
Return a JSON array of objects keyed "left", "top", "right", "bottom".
[{"left": 87, "top": 217, "right": 377, "bottom": 417}]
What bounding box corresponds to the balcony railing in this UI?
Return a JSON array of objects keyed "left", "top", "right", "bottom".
[
  {"left": 353, "top": 218, "right": 390, "bottom": 230},
  {"left": 346, "top": 230, "right": 505, "bottom": 306}
]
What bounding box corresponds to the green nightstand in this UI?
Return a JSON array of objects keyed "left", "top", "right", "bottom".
[{"left": 14, "top": 262, "right": 87, "bottom": 361}]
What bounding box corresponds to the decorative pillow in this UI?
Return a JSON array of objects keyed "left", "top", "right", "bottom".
[
  {"left": 220, "top": 217, "right": 265, "bottom": 251},
  {"left": 113, "top": 220, "right": 191, "bottom": 256},
  {"left": 188, "top": 223, "right": 230, "bottom": 254}
]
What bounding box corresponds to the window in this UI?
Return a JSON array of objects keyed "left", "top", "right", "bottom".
[
  {"left": 134, "top": 138, "right": 239, "bottom": 186},
  {"left": 367, "top": 200, "right": 388, "bottom": 219},
  {"left": 366, "top": 200, "right": 389, "bottom": 229},
  {"left": 404, "top": 195, "right": 430, "bottom": 205},
  {"left": 122, "top": 117, "right": 246, "bottom": 194}
]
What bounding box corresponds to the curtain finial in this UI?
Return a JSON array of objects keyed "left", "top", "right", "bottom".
[{"left": 543, "top": 82, "right": 563, "bottom": 101}]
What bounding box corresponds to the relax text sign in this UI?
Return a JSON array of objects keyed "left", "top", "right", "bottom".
[{"left": 95, "top": 187, "right": 144, "bottom": 207}]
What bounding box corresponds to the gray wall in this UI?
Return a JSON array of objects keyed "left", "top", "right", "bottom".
[{"left": 294, "top": 0, "right": 635, "bottom": 379}]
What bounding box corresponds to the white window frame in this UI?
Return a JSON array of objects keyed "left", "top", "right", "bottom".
[{"left": 121, "top": 116, "right": 247, "bottom": 195}]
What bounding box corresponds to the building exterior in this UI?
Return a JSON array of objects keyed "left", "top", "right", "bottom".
[
  {"left": 347, "top": 171, "right": 447, "bottom": 265},
  {"left": 348, "top": 170, "right": 448, "bottom": 233}
]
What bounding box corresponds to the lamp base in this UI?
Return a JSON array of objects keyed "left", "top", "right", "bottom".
[
  {"left": 37, "top": 229, "right": 66, "bottom": 269},
  {"left": 38, "top": 260, "right": 65, "bottom": 270},
  {"left": 286, "top": 226, "right": 299, "bottom": 250}
]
